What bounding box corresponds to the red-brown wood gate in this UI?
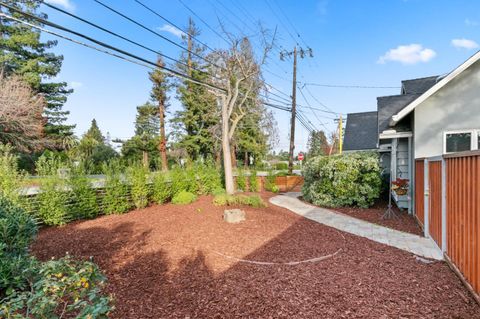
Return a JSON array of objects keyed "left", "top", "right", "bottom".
[
  {"left": 428, "top": 161, "right": 443, "bottom": 247},
  {"left": 415, "top": 160, "right": 425, "bottom": 227}
]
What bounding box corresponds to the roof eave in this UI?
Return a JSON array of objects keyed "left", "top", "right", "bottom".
[{"left": 390, "top": 50, "right": 480, "bottom": 126}]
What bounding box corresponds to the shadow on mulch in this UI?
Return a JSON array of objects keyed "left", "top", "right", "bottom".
[{"left": 31, "top": 194, "right": 479, "bottom": 318}]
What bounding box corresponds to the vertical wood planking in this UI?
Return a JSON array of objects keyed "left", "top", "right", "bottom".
[{"left": 446, "top": 154, "right": 480, "bottom": 295}]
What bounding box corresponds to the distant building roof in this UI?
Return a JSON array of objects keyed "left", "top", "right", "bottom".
[
  {"left": 377, "top": 94, "right": 420, "bottom": 133},
  {"left": 343, "top": 111, "right": 378, "bottom": 151},
  {"left": 401, "top": 76, "right": 439, "bottom": 95}
]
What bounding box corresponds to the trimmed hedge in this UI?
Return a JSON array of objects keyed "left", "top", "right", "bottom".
[{"left": 302, "top": 153, "right": 382, "bottom": 208}]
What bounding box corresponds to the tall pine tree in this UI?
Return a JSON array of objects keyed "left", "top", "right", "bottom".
[
  {"left": 173, "top": 18, "right": 218, "bottom": 160},
  {"left": 149, "top": 56, "right": 170, "bottom": 171},
  {"left": 121, "top": 103, "right": 160, "bottom": 168},
  {"left": 0, "top": 0, "right": 75, "bottom": 149}
]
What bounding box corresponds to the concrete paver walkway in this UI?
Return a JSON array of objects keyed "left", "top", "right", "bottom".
[{"left": 270, "top": 193, "right": 443, "bottom": 260}]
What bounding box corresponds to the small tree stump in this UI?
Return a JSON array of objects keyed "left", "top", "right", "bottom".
[{"left": 223, "top": 209, "right": 245, "bottom": 223}]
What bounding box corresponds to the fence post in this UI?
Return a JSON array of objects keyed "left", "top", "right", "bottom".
[
  {"left": 441, "top": 157, "right": 447, "bottom": 253},
  {"left": 424, "top": 158, "right": 429, "bottom": 238}
]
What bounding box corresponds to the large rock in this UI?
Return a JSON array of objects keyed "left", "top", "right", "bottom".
[{"left": 223, "top": 209, "right": 245, "bottom": 223}]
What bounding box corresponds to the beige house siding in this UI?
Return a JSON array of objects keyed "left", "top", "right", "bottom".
[{"left": 414, "top": 60, "right": 480, "bottom": 159}]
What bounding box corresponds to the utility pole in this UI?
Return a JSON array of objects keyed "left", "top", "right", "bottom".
[
  {"left": 288, "top": 46, "right": 297, "bottom": 175},
  {"left": 280, "top": 46, "right": 313, "bottom": 175},
  {"left": 334, "top": 115, "right": 344, "bottom": 154}
]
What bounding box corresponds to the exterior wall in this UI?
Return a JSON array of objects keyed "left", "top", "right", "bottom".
[{"left": 414, "top": 60, "right": 480, "bottom": 159}]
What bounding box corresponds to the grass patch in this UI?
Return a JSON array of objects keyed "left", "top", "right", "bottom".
[{"left": 213, "top": 194, "right": 266, "bottom": 208}]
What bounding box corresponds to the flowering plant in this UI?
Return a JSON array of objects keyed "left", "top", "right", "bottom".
[{"left": 391, "top": 178, "right": 409, "bottom": 195}]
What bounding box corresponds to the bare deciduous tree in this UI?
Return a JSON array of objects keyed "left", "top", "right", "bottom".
[
  {"left": 0, "top": 73, "right": 45, "bottom": 151},
  {"left": 211, "top": 33, "right": 273, "bottom": 194}
]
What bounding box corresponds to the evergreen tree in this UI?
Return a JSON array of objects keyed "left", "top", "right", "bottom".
[
  {"left": 134, "top": 102, "right": 159, "bottom": 137},
  {"left": 84, "top": 119, "right": 104, "bottom": 144},
  {"left": 0, "top": 0, "right": 74, "bottom": 149},
  {"left": 307, "top": 130, "right": 329, "bottom": 158},
  {"left": 74, "top": 119, "right": 116, "bottom": 172},
  {"left": 173, "top": 18, "right": 218, "bottom": 160},
  {"left": 149, "top": 56, "right": 170, "bottom": 171},
  {"left": 121, "top": 103, "right": 160, "bottom": 168}
]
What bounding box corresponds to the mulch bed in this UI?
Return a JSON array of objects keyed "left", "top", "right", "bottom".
[
  {"left": 330, "top": 200, "right": 423, "bottom": 236},
  {"left": 32, "top": 193, "right": 479, "bottom": 318}
]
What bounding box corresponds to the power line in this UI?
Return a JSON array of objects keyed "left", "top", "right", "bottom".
[
  {"left": 133, "top": 0, "right": 216, "bottom": 53},
  {"left": 271, "top": 0, "right": 309, "bottom": 48},
  {"left": 302, "top": 85, "right": 339, "bottom": 115},
  {"left": 93, "top": 0, "right": 220, "bottom": 70},
  {"left": 0, "top": 7, "right": 224, "bottom": 92},
  {"left": 41, "top": 1, "right": 207, "bottom": 75},
  {"left": 302, "top": 82, "right": 400, "bottom": 89},
  {"left": 297, "top": 86, "right": 330, "bottom": 132},
  {"left": 176, "top": 0, "right": 230, "bottom": 45},
  {"left": 4, "top": 3, "right": 301, "bottom": 132},
  {"left": 263, "top": 0, "right": 298, "bottom": 45}
]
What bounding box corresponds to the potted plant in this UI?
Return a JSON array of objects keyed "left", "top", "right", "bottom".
[{"left": 391, "top": 178, "right": 409, "bottom": 196}]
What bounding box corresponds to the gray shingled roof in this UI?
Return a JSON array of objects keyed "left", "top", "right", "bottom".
[
  {"left": 377, "top": 94, "right": 420, "bottom": 133},
  {"left": 401, "top": 76, "right": 439, "bottom": 95},
  {"left": 343, "top": 111, "right": 378, "bottom": 151}
]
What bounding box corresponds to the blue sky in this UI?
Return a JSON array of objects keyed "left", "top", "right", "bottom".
[{"left": 41, "top": 0, "right": 480, "bottom": 152}]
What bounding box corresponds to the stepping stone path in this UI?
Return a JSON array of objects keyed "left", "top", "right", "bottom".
[{"left": 270, "top": 192, "right": 443, "bottom": 260}]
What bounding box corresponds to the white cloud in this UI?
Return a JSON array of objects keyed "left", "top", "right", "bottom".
[
  {"left": 69, "top": 81, "right": 83, "bottom": 89},
  {"left": 44, "top": 0, "right": 75, "bottom": 11},
  {"left": 451, "top": 38, "right": 479, "bottom": 50},
  {"left": 465, "top": 18, "right": 479, "bottom": 27},
  {"left": 377, "top": 44, "right": 436, "bottom": 65},
  {"left": 157, "top": 24, "right": 185, "bottom": 38}
]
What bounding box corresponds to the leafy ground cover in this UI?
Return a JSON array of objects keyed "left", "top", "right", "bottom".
[{"left": 31, "top": 193, "right": 479, "bottom": 318}]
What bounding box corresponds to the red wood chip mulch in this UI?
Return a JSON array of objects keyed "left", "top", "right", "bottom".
[
  {"left": 331, "top": 200, "right": 424, "bottom": 236},
  {"left": 31, "top": 193, "right": 479, "bottom": 318}
]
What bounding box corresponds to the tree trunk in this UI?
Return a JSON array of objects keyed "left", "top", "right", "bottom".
[
  {"left": 230, "top": 144, "right": 237, "bottom": 169},
  {"left": 142, "top": 151, "right": 149, "bottom": 168},
  {"left": 244, "top": 151, "right": 248, "bottom": 168},
  {"left": 222, "top": 107, "right": 235, "bottom": 194},
  {"left": 158, "top": 102, "right": 168, "bottom": 171}
]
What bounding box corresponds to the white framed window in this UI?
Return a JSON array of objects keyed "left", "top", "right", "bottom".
[{"left": 443, "top": 129, "right": 480, "bottom": 154}]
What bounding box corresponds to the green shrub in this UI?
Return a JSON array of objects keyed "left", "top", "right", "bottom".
[
  {"left": 196, "top": 163, "right": 222, "bottom": 195},
  {"left": 102, "top": 160, "right": 130, "bottom": 214},
  {"left": 302, "top": 153, "right": 382, "bottom": 208},
  {"left": 0, "top": 197, "right": 37, "bottom": 255},
  {"left": 171, "top": 191, "right": 197, "bottom": 205},
  {"left": 69, "top": 164, "right": 99, "bottom": 220},
  {"left": 213, "top": 194, "right": 266, "bottom": 208},
  {"left": 128, "top": 163, "right": 150, "bottom": 209},
  {"left": 0, "top": 197, "right": 38, "bottom": 294},
  {"left": 236, "top": 169, "right": 246, "bottom": 191},
  {"left": 169, "top": 167, "right": 189, "bottom": 196},
  {"left": 248, "top": 170, "right": 259, "bottom": 192},
  {"left": 35, "top": 154, "right": 69, "bottom": 226},
  {"left": 264, "top": 170, "right": 279, "bottom": 193},
  {"left": 152, "top": 172, "right": 171, "bottom": 204},
  {"left": 0, "top": 144, "right": 26, "bottom": 205},
  {"left": 275, "top": 162, "right": 288, "bottom": 170},
  {"left": 1, "top": 255, "right": 112, "bottom": 318}
]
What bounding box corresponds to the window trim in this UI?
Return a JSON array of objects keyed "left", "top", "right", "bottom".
[{"left": 443, "top": 129, "right": 479, "bottom": 154}]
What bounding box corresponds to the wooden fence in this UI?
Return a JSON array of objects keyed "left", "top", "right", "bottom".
[
  {"left": 445, "top": 152, "right": 480, "bottom": 297},
  {"left": 415, "top": 151, "right": 480, "bottom": 300}
]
